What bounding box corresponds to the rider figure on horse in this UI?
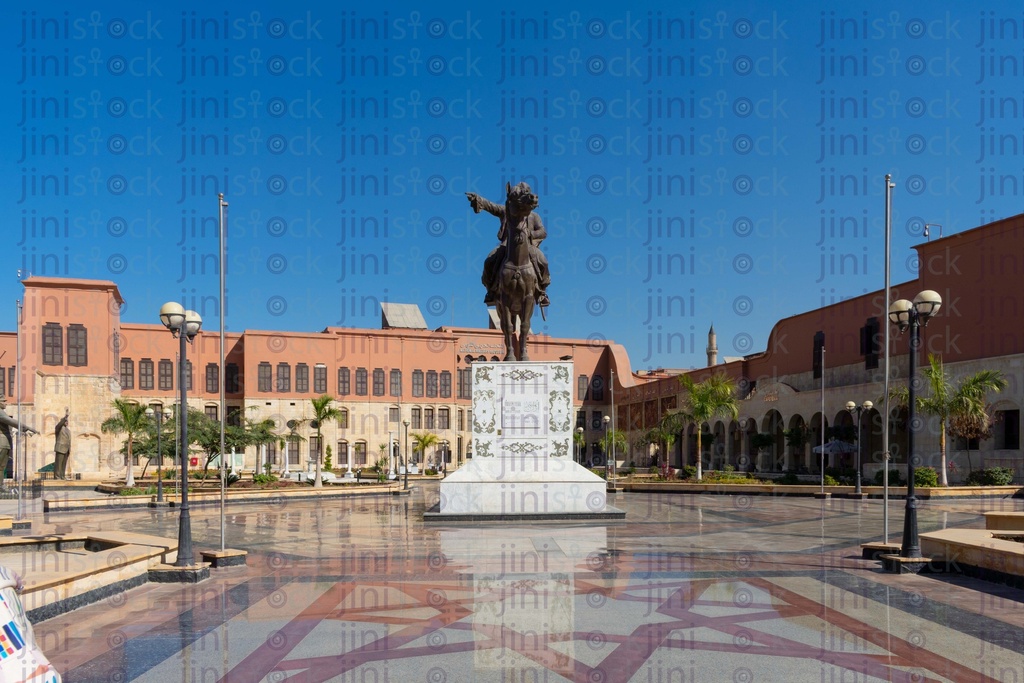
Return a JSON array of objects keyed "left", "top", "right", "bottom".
[{"left": 468, "top": 182, "right": 551, "bottom": 308}]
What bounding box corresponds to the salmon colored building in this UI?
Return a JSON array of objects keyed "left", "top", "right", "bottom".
[
  {"left": 2, "top": 213, "right": 1022, "bottom": 483},
  {"left": 0, "top": 277, "right": 640, "bottom": 481},
  {"left": 618, "top": 213, "right": 1024, "bottom": 482}
]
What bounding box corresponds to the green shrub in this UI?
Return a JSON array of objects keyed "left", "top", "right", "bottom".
[
  {"left": 253, "top": 473, "right": 278, "bottom": 486},
  {"left": 914, "top": 467, "right": 939, "bottom": 487},
  {"left": 964, "top": 467, "right": 1014, "bottom": 486},
  {"left": 425, "top": 468, "right": 438, "bottom": 476},
  {"left": 822, "top": 474, "right": 839, "bottom": 487},
  {"left": 873, "top": 469, "right": 906, "bottom": 486},
  {"left": 778, "top": 473, "right": 801, "bottom": 485},
  {"left": 825, "top": 467, "right": 855, "bottom": 486},
  {"left": 118, "top": 487, "right": 144, "bottom": 496},
  {"left": 681, "top": 465, "right": 697, "bottom": 480}
]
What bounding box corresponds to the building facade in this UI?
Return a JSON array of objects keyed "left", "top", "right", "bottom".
[
  {"left": 2, "top": 214, "right": 1022, "bottom": 483},
  {"left": 0, "top": 277, "right": 638, "bottom": 480}
]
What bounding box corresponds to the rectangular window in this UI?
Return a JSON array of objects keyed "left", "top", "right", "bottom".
[
  {"left": 158, "top": 360, "right": 174, "bottom": 391},
  {"left": 296, "top": 363, "right": 309, "bottom": 393},
  {"left": 287, "top": 437, "right": 300, "bottom": 465},
  {"left": 0, "top": 367, "right": 5, "bottom": 397},
  {"left": 6, "top": 368, "right": 11, "bottom": 397},
  {"left": 185, "top": 360, "right": 192, "bottom": 391},
  {"left": 860, "top": 317, "right": 880, "bottom": 370},
  {"left": 206, "top": 363, "right": 218, "bottom": 394},
  {"left": 813, "top": 331, "right": 825, "bottom": 380},
  {"left": 390, "top": 369, "right": 402, "bottom": 397},
  {"left": 339, "top": 409, "right": 349, "bottom": 429},
  {"left": 67, "top": 324, "right": 87, "bottom": 366},
  {"left": 354, "top": 442, "right": 367, "bottom": 466},
  {"left": 338, "top": 367, "right": 350, "bottom": 395},
  {"left": 373, "top": 368, "right": 385, "bottom": 396},
  {"left": 226, "top": 363, "right": 240, "bottom": 393},
  {"left": 43, "top": 323, "right": 63, "bottom": 365},
  {"left": 314, "top": 364, "right": 327, "bottom": 393},
  {"left": 997, "top": 409, "right": 1021, "bottom": 450},
  {"left": 336, "top": 441, "right": 348, "bottom": 467},
  {"left": 458, "top": 409, "right": 464, "bottom": 431},
  {"left": 267, "top": 441, "right": 278, "bottom": 466},
  {"left": 309, "top": 435, "right": 322, "bottom": 460},
  {"left": 411, "top": 407, "right": 422, "bottom": 429},
  {"left": 140, "top": 359, "right": 154, "bottom": 390},
  {"left": 413, "top": 370, "right": 424, "bottom": 397},
  {"left": 276, "top": 363, "right": 291, "bottom": 393},
  {"left": 426, "top": 371, "right": 438, "bottom": 398},
  {"left": 425, "top": 408, "right": 435, "bottom": 430},
  {"left": 576, "top": 410, "right": 586, "bottom": 429},
  {"left": 591, "top": 410, "right": 603, "bottom": 430},
  {"left": 227, "top": 407, "right": 241, "bottom": 427},
  {"left": 440, "top": 371, "right": 452, "bottom": 398},
  {"left": 355, "top": 368, "right": 368, "bottom": 396},
  {"left": 120, "top": 359, "right": 135, "bottom": 390},
  {"left": 591, "top": 375, "right": 604, "bottom": 401},
  {"left": 458, "top": 368, "right": 472, "bottom": 400},
  {"left": 204, "top": 405, "right": 218, "bottom": 420},
  {"left": 578, "top": 375, "right": 589, "bottom": 401},
  {"left": 258, "top": 362, "right": 272, "bottom": 392},
  {"left": 439, "top": 408, "right": 450, "bottom": 430},
  {"left": 389, "top": 407, "right": 400, "bottom": 423}
]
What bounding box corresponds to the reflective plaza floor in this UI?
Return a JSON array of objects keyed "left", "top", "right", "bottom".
[{"left": 21, "top": 484, "right": 1024, "bottom": 682}]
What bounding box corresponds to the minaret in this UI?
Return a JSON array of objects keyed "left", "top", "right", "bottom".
[{"left": 706, "top": 324, "right": 718, "bottom": 366}]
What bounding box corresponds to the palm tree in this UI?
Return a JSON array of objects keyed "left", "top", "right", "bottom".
[
  {"left": 677, "top": 374, "right": 739, "bottom": 481},
  {"left": 885, "top": 355, "right": 1006, "bottom": 486},
  {"left": 310, "top": 395, "right": 344, "bottom": 488},
  {"left": 647, "top": 412, "right": 682, "bottom": 470},
  {"left": 411, "top": 432, "right": 440, "bottom": 469},
  {"left": 100, "top": 399, "right": 149, "bottom": 487}
]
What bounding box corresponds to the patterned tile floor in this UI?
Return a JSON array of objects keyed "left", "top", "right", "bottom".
[{"left": 21, "top": 485, "right": 1024, "bottom": 682}]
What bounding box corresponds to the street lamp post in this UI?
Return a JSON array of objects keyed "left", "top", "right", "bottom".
[
  {"left": 160, "top": 302, "right": 202, "bottom": 567},
  {"left": 576, "top": 426, "right": 584, "bottom": 464},
  {"left": 402, "top": 419, "right": 410, "bottom": 490},
  {"left": 440, "top": 439, "right": 449, "bottom": 476},
  {"left": 845, "top": 400, "right": 873, "bottom": 496},
  {"left": 146, "top": 407, "right": 171, "bottom": 504},
  {"left": 888, "top": 290, "right": 942, "bottom": 560},
  {"left": 602, "top": 415, "right": 611, "bottom": 479}
]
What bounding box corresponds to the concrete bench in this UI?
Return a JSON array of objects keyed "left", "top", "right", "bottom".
[{"left": 984, "top": 512, "right": 1024, "bottom": 531}]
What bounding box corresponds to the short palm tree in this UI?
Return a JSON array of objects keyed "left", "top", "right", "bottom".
[
  {"left": 677, "top": 374, "right": 739, "bottom": 481},
  {"left": 411, "top": 432, "right": 440, "bottom": 468},
  {"left": 310, "top": 395, "right": 344, "bottom": 488},
  {"left": 100, "top": 399, "right": 149, "bottom": 487},
  {"left": 886, "top": 354, "right": 1006, "bottom": 485}
]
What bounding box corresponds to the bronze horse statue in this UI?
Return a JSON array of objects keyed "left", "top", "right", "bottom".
[{"left": 468, "top": 182, "right": 550, "bottom": 362}]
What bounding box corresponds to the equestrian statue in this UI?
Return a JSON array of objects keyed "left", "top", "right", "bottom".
[{"left": 467, "top": 182, "right": 551, "bottom": 362}]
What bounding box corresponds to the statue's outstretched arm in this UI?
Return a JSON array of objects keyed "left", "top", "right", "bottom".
[
  {"left": 465, "top": 193, "right": 504, "bottom": 218},
  {"left": 0, "top": 411, "right": 37, "bottom": 434}
]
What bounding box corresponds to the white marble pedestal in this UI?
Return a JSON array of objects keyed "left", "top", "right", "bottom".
[{"left": 426, "top": 361, "right": 623, "bottom": 522}]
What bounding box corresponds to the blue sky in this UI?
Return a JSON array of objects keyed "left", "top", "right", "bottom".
[{"left": 3, "top": 1, "right": 1018, "bottom": 370}]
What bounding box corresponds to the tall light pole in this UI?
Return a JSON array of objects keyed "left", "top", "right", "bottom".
[
  {"left": 602, "top": 414, "right": 611, "bottom": 479},
  {"left": 882, "top": 174, "right": 895, "bottom": 539},
  {"left": 402, "top": 419, "right": 410, "bottom": 490},
  {"left": 610, "top": 369, "right": 616, "bottom": 479},
  {"left": 440, "top": 439, "right": 449, "bottom": 476},
  {"left": 576, "top": 426, "right": 584, "bottom": 464},
  {"left": 160, "top": 302, "right": 202, "bottom": 567},
  {"left": 845, "top": 400, "right": 873, "bottom": 496},
  {"left": 888, "top": 290, "right": 942, "bottom": 561},
  {"left": 218, "top": 193, "right": 228, "bottom": 551},
  {"left": 388, "top": 430, "right": 396, "bottom": 479},
  {"left": 146, "top": 407, "right": 171, "bottom": 504}
]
